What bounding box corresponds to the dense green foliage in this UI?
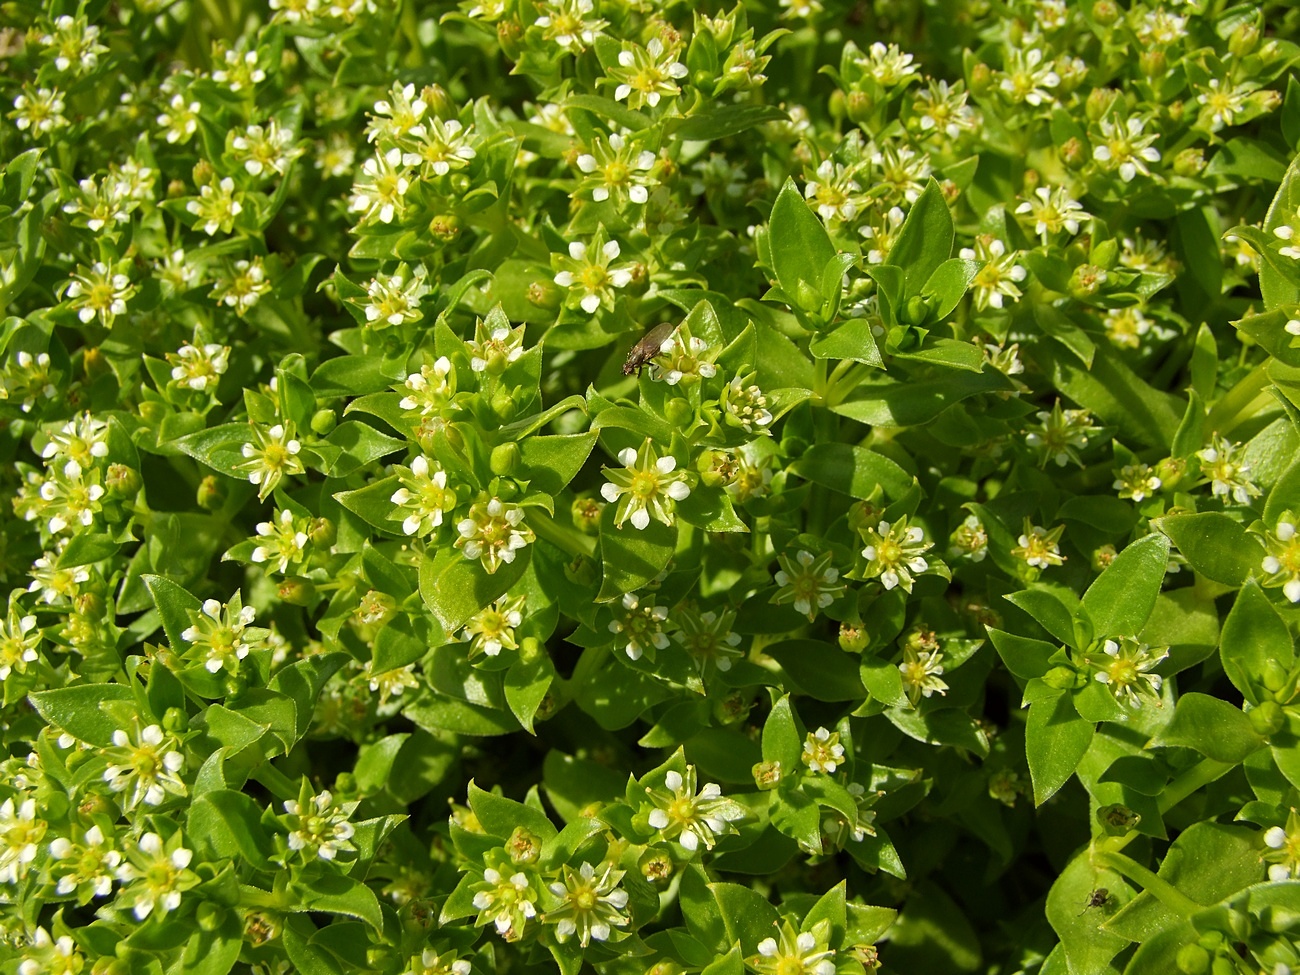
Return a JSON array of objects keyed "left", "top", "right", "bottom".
[{"left": 4, "top": 1, "right": 1300, "bottom": 973}]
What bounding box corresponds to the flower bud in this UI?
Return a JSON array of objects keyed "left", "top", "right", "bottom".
[
  {"left": 422, "top": 84, "right": 455, "bottom": 119},
  {"left": 310, "top": 408, "right": 337, "bottom": 436},
  {"left": 1043, "top": 665, "right": 1082, "bottom": 690},
  {"left": 1068, "top": 263, "right": 1107, "bottom": 299},
  {"left": 1262, "top": 658, "right": 1290, "bottom": 693},
  {"left": 639, "top": 848, "right": 674, "bottom": 884},
  {"left": 83, "top": 345, "right": 109, "bottom": 378},
  {"left": 526, "top": 279, "right": 562, "bottom": 310},
  {"left": 1023, "top": 168, "right": 1041, "bottom": 193},
  {"left": 828, "top": 89, "right": 848, "bottom": 123},
  {"left": 490, "top": 442, "right": 520, "bottom": 476},
  {"left": 74, "top": 591, "right": 105, "bottom": 617},
  {"left": 696, "top": 449, "right": 738, "bottom": 489},
  {"left": 665, "top": 397, "right": 693, "bottom": 427},
  {"left": 496, "top": 18, "right": 523, "bottom": 60},
  {"left": 490, "top": 387, "right": 517, "bottom": 420},
  {"left": 429, "top": 214, "right": 460, "bottom": 242},
  {"left": 571, "top": 496, "right": 603, "bottom": 534},
  {"left": 197, "top": 474, "right": 225, "bottom": 511},
  {"left": 166, "top": 178, "right": 186, "bottom": 199},
  {"left": 846, "top": 90, "right": 874, "bottom": 125},
  {"left": 106, "top": 463, "right": 140, "bottom": 497},
  {"left": 137, "top": 400, "right": 167, "bottom": 424},
  {"left": 309, "top": 516, "right": 336, "bottom": 546},
  {"left": 1091, "top": 544, "right": 1117, "bottom": 571},
  {"left": 794, "top": 280, "right": 823, "bottom": 314},
  {"left": 192, "top": 159, "right": 214, "bottom": 185},
  {"left": 355, "top": 589, "right": 397, "bottom": 626},
  {"left": 163, "top": 706, "right": 188, "bottom": 733},
  {"left": 1229, "top": 22, "right": 1260, "bottom": 58},
  {"left": 1249, "top": 701, "right": 1285, "bottom": 737},
  {"left": 1091, "top": 0, "right": 1119, "bottom": 26},
  {"left": 624, "top": 261, "right": 651, "bottom": 297},
  {"left": 564, "top": 555, "right": 599, "bottom": 587},
  {"left": 1096, "top": 803, "right": 1140, "bottom": 835},
  {"left": 507, "top": 826, "right": 542, "bottom": 864},
  {"left": 1155, "top": 456, "right": 1187, "bottom": 489},
  {"left": 1085, "top": 88, "right": 1114, "bottom": 122},
  {"left": 278, "top": 577, "right": 316, "bottom": 606},
  {"left": 839, "top": 621, "right": 869, "bottom": 653},
  {"left": 753, "top": 760, "right": 783, "bottom": 790},
  {"left": 367, "top": 947, "right": 400, "bottom": 971},
  {"left": 1175, "top": 945, "right": 1210, "bottom": 975},
  {"left": 1138, "top": 49, "right": 1166, "bottom": 79},
  {"left": 1059, "top": 137, "right": 1087, "bottom": 170},
  {"left": 968, "top": 63, "right": 993, "bottom": 97},
  {"left": 712, "top": 691, "right": 750, "bottom": 725}
]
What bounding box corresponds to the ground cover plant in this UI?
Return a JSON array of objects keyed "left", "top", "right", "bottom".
[{"left": 6, "top": 0, "right": 1300, "bottom": 972}]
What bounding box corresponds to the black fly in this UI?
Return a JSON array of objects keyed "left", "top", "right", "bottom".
[
  {"left": 1077, "top": 888, "right": 1110, "bottom": 917},
  {"left": 623, "top": 322, "right": 676, "bottom": 377}
]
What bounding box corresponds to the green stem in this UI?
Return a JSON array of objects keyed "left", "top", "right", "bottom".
[
  {"left": 1092, "top": 850, "right": 1203, "bottom": 917},
  {"left": 530, "top": 510, "right": 595, "bottom": 558},
  {"left": 1205, "top": 361, "right": 1271, "bottom": 436}
]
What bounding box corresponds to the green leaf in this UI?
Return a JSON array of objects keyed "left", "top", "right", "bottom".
[
  {"left": 268, "top": 652, "right": 350, "bottom": 741},
  {"left": 321, "top": 420, "right": 404, "bottom": 477},
  {"left": 1003, "top": 589, "right": 1078, "bottom": 646},
  {"left": 859, "top": 657, "right": 909, "bottom": 707},
  {"left": 1219, "top": 579, "right": 1294, "bottom": 705},
  {"left": 406, "top": 696, "right": 521, "bottom": 737},
  {"left": 1026, "top": 689, "right": 1094, "bottom": 805},
  {"left": 700, "top": 945, "right": 744, "bottom": 975},
  {"left": 761, "top": 695, "right": 803, "bottom": 768},
  {"left": 671, "top": 104, "right": 790, "bottom": 142},
  {"left": 808, "top": 317, "right": 884, "bottom": 367},
  {"left": 884, "top": 881, "right": 981, "bottom": 973},
  {"left": 467, "top": 780, "right": 559, "bottom": 842},
  {"left": 290, "top": 862, "right": 385, "bottom": 932},
  {"left": 769, "top": 177, "right": 837, "bottom": 313},
  {"left": 920, "top": 259, "right": 981, "bottom": 323},
  {"left": 519, "top": 433, "right": 597, "bottom": 496},
  {"left": 886, "top": 707, "right": 989, "bottom": 757},
  {"left": 565, "top": 94, "right": 651, "bottom": 131},
  {"left": 987, "top": 628, "right": 1058, "bottom": 680},
  {"left": 789, "top": 443, "right": 915, "bottom": 501},
  {"left": 143, "top": 574, "right": 203, "bottom": 652},
  {"left": 679, "top": 864, "right": 728, "bottom": 953},
  {"left": 711, "top": 882, "right": 781, "bottom": 954},
  {"left": 1045, "top": 850, "right": 1130, "bottom": 975},
  {"left": 1158, "top": 511, "right": 1264, "bottom": 587},
  {"left": 766, "top": 640, "right": 866, "bottom": 702},
  {"left": 171, "top": 423, "right": 254, "bottom": 479},
  {"left": 419, "top": 546, "right": 530, "bottom": 634},
  {"left": 28, "top": 684, "right": 137, "bottom": 748},
  {"left": 886, "top": 179, "right": 954, "bottom": 298},
  {"left": 186, "top": 789, "right": 275, "bottom": 868},
  {"left": 830, "top": 369, "right": 1013, "bottom": 427},
  {"left": 1150, "top": 693, "right": 1265, "bottom": 763},
  {"left": 597, "top": 509, "right": 675, "bottom": 599},
  {"left": 1080, "top": 533, "right": 1170, "bottom": 638},
  {"left": 1261, "top": 150, "right": 1300, "bottom": 310}
]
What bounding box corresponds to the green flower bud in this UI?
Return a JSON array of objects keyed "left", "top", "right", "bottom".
[
  {"left": 846, "top": 90, "right": 875, "bottom": 124},
  {"left": 696, "top": 449, "right": 738, "bottom": 489},
  {"left": 1043, "top": 665, "right": 1082, "bottom": 690},
  {"left": 1155, "top": 457, "right": 1186, "bottom": 490},
  {"left": 486, "top": 443, "right": 523, "bottom": 481},
  {"left": 496, "top": 18, "right": 523, "bottom": 60},
  {"left": 1210, "top": 957, "right": 1236, "bottom": 975},
  {"left": 163, "top": 706, "right": 188, "bottom": 733},
  {"left": 1068, "top": 263, "right": 1107, "bottom": 298},
  {"left": 526, "top": 279, "right": 562, "bottom": 310},
  {"left": 1139, "top": 49, "right": 1166, "bottom": 79},
  {"left": 828, "top": 88, "right": 848, "bottom": 122},
  {"left": 429, "top": 214, "right": 460, "bottom": 242},
  {"left": 1250, "top": 701, "right": 1285, "bottom": 737},
  {"left": 1092, "top": 544, "right": 1117, "bottom": 571},
  {"left": 639, "top": 848, "right": 675, "bottom": 884},
  {"left": 366, "top": 947, "right": 400, "bottom": 971},
  {"left": 753, "top": 760, "right": 783, "bottom": 790},
  {"left": 1060, "top": 137, "right": 1086, "bottom": 170},
  {"left": 105, "top": 463, "right": 140, "bottom": 497},
  {"left": 355, "top": 589, "right": 397, "bottom": 626},
  {"left": 1175, "top": 944, "right": 1210, "bottom": 975},
  {"left": 712, "top": 691, "right": 750, "bottom": 726},
  {"left": 1263, "top": 659, "right": 1290, "bottom": 693},
  {"left": 82, "top": 345, "right": 109, "bottom": 378},
  {"left": 277, "top": 577, "right": 316, "bottom": 606},
  {"left": 311, "top": 408, "right": 337, "bottom": 435},
  {"left": 839, "top": 620, "right": 869, "bottom": 653},
  {"left": 902, "top": 295, "right": 930, "bottom": 326},
  {"left": 421, "top": 84, "right": 455, "bottom": 119},
  {"left": 197, "top": 474, "right": 225, "bottom": 511},
  {"left": 968, "top": 63, "right": 993, "bottom": 97},
  {"left": 1085, "top": 87, "right": 1114, "bottom": 122},
  {"left": 1229, "top": 22, "right": 1260, "bottom": 58},
  {"left": 665, "top": 397, "right": 693, "bottom": 427},
  {"left": 138, "top": 400, "right": 167, "bottom": 424},
  {"left": 1097, "top": 803, "right": 1141, "bottom": 835},
  {"left": 507, "top": 826, "right": 542, "bottom": 865},
  {"left": 1173, "top": 149, "right": 1206, "bottom": 178},
  {"left": 1091, "top": 0, "right": 1120, "bottom": 26},
  {"left": 192, "top": 159, "right": 215, "bottom": 185},
  {"left": 309, "top": 516, "right": 336, "bottom": 547},
  {"left": 570, "top": 496, "right": 603, "bottom": 534},
  {"left": 490, "top": 387, "right": 517, "bottom": 420},
  {"left": 74, "top": 591, "right": 105, "bottom": 617},
  {"left": 564, "top": 554, "right": 599, "bottom": 587},
  {"left": 794, "top": 279, "right": 823, "bottom": 314}
]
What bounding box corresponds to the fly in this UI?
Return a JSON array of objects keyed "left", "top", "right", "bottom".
[{"left": 623, "top": 322, "right": 676, "bottom": 377}]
